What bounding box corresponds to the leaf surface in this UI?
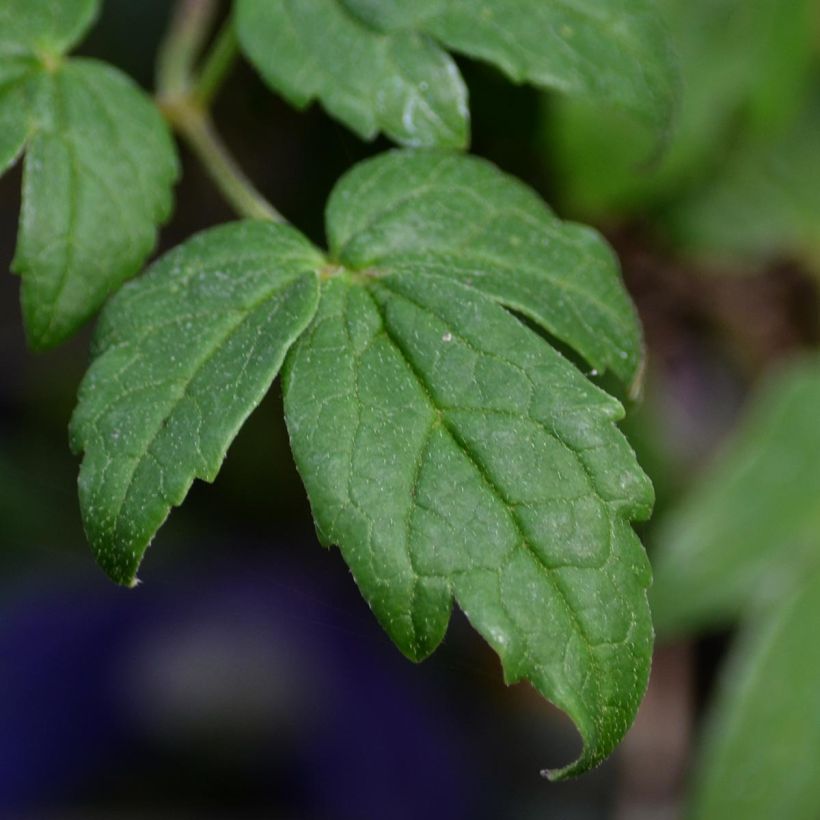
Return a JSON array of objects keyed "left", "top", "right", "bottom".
[
  {"left": 72, "top": 151, "right": 653, "bottom": 775},
  {"left": 651, "top": 356, "right": 820, "bottom": 636},
  {"left": 0, "top": 2, "right": 179, "bottom": 348},
  {"left": 326, "top": 150, "right": 644, "bottom": 385},
  {"left": 235, "top": 0, "right": 468, "bottom": 148},
  {"left": 13, "top": 60, "right": 179, "bottom": 347},
  {"left": 284, "top": 271, "right": 653, "bottom": 777},
  {"left": 236, "top": 0, "right": 676, "bottom": 148},
  {"left": 0, "top": 0, "right": 100, "bottom": 58},
  {"left": 280, "top": 150, "right": 653, "bottom": 776},
  {"left": 688, "top": 571, "right": 820, "bottom": 820},
  {"left": 70, "top": 222, "right": 323, "bottom": 584}
]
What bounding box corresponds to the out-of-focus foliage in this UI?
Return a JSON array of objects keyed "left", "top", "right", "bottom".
[
  {"left": 548, "top": 0, "right": 820, "bottom": 273},
  {"left": 667, "top": 100, "right": 820, "bottom": 272},
  {"left": 686, "top": 570, "right": 820, "bottom": 820},
  {"left": 651, "top": 356, "right": 820, "bottom": 636},
  {"left": 650, "top": 356, "right": 820, "bottom": 818}
]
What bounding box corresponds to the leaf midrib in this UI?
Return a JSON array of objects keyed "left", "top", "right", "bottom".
[
  {"left": 102, "top": 271, "right": 316, "bottom": 546},
  {"left": 363, "top": 278, "right": 604, "bottom": 669}
]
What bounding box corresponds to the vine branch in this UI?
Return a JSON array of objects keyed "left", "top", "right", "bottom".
[
  {"left": 156, "top": 0, "right": 218, "bottom": 99},
  {"left": 156, "top": 0, "right": 285, "bottom": 224},
  {"left": 193, "top": 19, "right": 239, "bottom": 108}
]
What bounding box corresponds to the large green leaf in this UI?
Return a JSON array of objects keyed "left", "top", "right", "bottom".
[
  {"left": 325, "top": 150, "right": 644, "bottom": 386},
  {"left": 0, "top": 1, "right": 179, "bottom": 348},
  {"left": 651, "top": 356, "right": 820, "bottom": 637},
  {"left": 282, "top": 150, "right": 653, "bottom": 777},
  {"left": 236, "top": 0, "right": 676, "bottom": 148},
  {"left": 687, "top": 570, "right": 820, "bottom": 820},
  {"left": 73, "top": 150, "right": 653, "bottom": 776},
  {"left": 284, "top": 272, "right": 653, "bottom": 778},
  {"left": 70, "top": 222, "right": 323, "bottom": 584}
]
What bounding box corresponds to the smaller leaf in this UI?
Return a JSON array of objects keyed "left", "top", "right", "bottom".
[
  {"left": 650, "top": 355, "right": 820, "bottom": 637},
  {"left": 688, "top": 570, "right": 820, "bottom": 820},
  {"left": 0, "top": 0, "right": 100, "bottom": 173},
  {"left": 236, "top": 0, "right": 676, "bottom": 149},
  {"left": 236, "top": 0, "right": 469, "bottom": 149},
  {"left": 12, "top": 59, "right": 179, "bottom": 348},
  {"left": 70, "top": 222, "right": 323, "bottom": 585},
  {"left": 0, "top": 0, "right": 179, "bottom": 349},
  {"left": 0, "top": 68, "right": 34, "bottom": 174},
  {"left": 0, "top": 0, "right": 100, "bottom": 59}
]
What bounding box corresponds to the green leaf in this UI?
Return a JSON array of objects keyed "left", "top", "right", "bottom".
[
  {"left": 70, "top": 222, "right": 323, "bottom": 585},
  {"left": 325, "top": 150, "right": 644, "bottom": 386},
  {"left": 358, "top": 0, "right": 676, "bottom": 129},
  {"left": 549, "top": 0, "right": 817, "bottom": 221},
  {"left": 284, "top": 272, "right": 653, "bottom": 778},
  {"left": 235, "top": 0, "right": 469, "bottom": 149},
  {"left": 12, "top": 60, "right": 179, "bottom": 348},
  {"left": 0, "top": 0, "right": 100, "bottom": 58},
  {"left": 280, "top": 149, "right": 653, "bottom": 777},
  {"left": 667, "top": 97, "right": 820, "bottom": 274},
  {"left": 72, "top": 151, "right": 653, "bottom": 775},
  {"left": 236, "top": 0, "right": 676, "bottom": 148},
  {"left": 687, "top": 570, "right": 820, "bottom": 820},
  {"left": 0, "top": 0, "right": 100, "bottom": 173},
  {"left": 0, "top": 67, "right": 33, "bottom": 174},
  {"left": 0, "top": 1, "right": 179, "bottom": 348},
  {"left": 651, "top": 355, "right": 820, "bottom": 637}
]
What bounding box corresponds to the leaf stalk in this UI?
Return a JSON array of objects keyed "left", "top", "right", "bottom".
[{"left": 157, "top": 0, "right": 284, "bottom": 224}]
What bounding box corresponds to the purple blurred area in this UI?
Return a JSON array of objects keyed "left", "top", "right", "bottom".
[
  {"left": 0, "top": 552, "right": 475, "bottom": 817},
  {"left": 0, "top": 543, "right": 613, "bottom": 817}
]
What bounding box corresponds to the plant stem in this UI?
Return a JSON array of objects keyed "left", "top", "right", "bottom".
[
  {"left": 194, "top": 19, "right": 239, "bottom": 108},
  {"left": 168, "top": 102, "right": 285, "bottom": 223},
  {"left": 156, "top": 0, "right": 219, "bottom": 98},
  {"left": 157, "top": 0, "right": 284, "bottom": 224}
]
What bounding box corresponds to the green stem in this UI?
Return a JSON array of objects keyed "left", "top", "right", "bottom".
[
  {"left": 171, "top": 103, "right": 285, "bottom": 223},
  {"left": 156, "top": 0, "right": 219, "bottom": 97},
  {"left": 156, "top": 0, "right": 284, "bottom": 224},
  {"left": 193, "top": 19, "right": 239, "bottom": 108}
]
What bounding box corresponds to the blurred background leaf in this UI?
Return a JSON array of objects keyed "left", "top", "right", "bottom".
[
  {"left": 546, "top": 0, "right": 820, "bottom": 274},
  {"left": 650, "top": 355, "right": 820, "bottom": 637},
  {"left": 686, "top": 569, "right": 820, "bottom": 820}
]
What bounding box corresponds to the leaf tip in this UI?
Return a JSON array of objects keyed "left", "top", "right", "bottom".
[{"left": 539, "top": 748, "right": 597, "bottom": 782}]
